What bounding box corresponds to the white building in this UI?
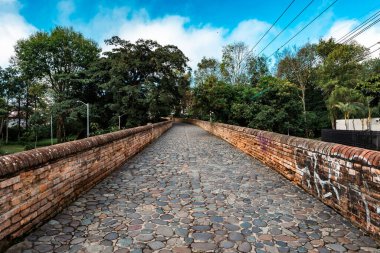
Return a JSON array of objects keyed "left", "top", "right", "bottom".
[{"left": 336, "top": 118, "right": 380, "bottom": 131}]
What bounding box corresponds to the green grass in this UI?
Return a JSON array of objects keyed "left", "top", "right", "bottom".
[
  {"left": 35, "top": 138, "right": 58, "bottom": 147},
  {"left": 0, "top": 135, "right": 82, "bottom": 155},
  {"left": 0, "top": 144, "right": 25, "bottom": 155},
  {"left": 0, "top": 138, "right": 60, "bottom": 155}
]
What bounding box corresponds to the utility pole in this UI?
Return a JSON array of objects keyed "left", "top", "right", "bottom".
[{"left": 77, "top": 101, "right": 90, "bottom": 137}]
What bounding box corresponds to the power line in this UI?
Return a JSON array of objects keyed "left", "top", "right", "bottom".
[
  {"left": 257, "top": 0, "right": 314, "bottom": 55},
  {"left": 269, "top": 0, "right": 339, "bottom": 58},
  {"left": 250, "top": 0, "right": 296, "bottom": 53},
  {"left": 337, "top": 10, "right": 380, "bottom": 43},
  {"left": 368, "top": 42, "right": 380, "bottom": 49},
  {"left": 351, "top": 47, "right": 380, "bottom": 64},
  {"left": 342, "top": 16, "right": 380, "bottom": 44},
  {"left": 353, "top": 47, "right": 380, "bottom": 63},
  {"left": 363, "top": 47, "right": 380, "bottom": 59}
]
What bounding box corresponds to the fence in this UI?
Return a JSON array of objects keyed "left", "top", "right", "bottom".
[{"left": 321, "top": 129, "right": 380, "bottom": 151}]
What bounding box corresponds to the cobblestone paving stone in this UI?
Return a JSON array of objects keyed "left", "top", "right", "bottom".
[{"left": 7, "top": 123, "right": 380, "bottom": 253}]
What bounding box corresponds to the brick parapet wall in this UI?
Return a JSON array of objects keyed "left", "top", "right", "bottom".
[
  {"left": 177, "top": 119, "right": 380, "bottom": 238},
  {"left": 0, "top": 121, "right": 172, "bottom": 244}
]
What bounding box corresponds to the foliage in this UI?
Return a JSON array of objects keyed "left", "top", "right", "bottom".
[
  {"left": 194, "top": 57, "right": 220, "bottom": 87},
  {"left": 1, "top": 25, "right": 380, "bottom": 153},
  {"left": 92, "top": 36, "right": 190, "bottom": 127},
  {"left": 316, "top": 39, "right": 367, "bottom": 95},
  {"left": 245, "top": 77, "right": 303, "bottom": 135},
  {"left": 220, "top": 42, "right": 269, "bottom": 86},
  {"left": 14, "top": 26, "right": 101, "bottom": 142}
]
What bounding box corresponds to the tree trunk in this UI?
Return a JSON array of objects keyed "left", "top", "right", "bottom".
[
  {"left": 344, "top": 114, "right": 349, "bottom": 130},
  {"left": 330, "top": 110, "right": 336, "bottom": 129},
  {"left": 301, "top": 87, "right": 307, "bottom": 136},
  {"left": 56, "top": 114, "right": 65, "bottom": 143},
  {"left": 34, "top": 129, "right": 38, "bottom": 149},
  {"left": 17, "top": 97, "right": 21, "bottom": 140},
  {"left": 0, "top": 118, "right": 4, "bottom": 142},
  {"left": 5, "top": 118, "right": 8, "bottom": 144},
  {"left": 368, "top": 108, "right": 372, "bottom": 131},
  {"left": 25, "top": 83, "right": 30, "bottom": 131}
]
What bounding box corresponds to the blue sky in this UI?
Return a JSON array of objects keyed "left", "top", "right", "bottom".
[{"left": 1, "top": 0, "right": 379, "bottom": 68}]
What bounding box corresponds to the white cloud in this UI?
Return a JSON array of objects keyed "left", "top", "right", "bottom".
[
  {"left": 0, "top": 3, "right": 275, "bottom": 69},
  {"left": 0, "top": 1, "right": 36, "bottom": 67},
  {"left": 74, "top": 7, "right": 273, "bottom": 69},
  {"left": 228, "top": 19, "right": 272, "bottom": 46},
  {"left": 114, "top": 15, "right": 227, "bottom": 69},
  {"left": 324, "top": 18, "right": 380, "bottom": 57},
  {"left": 57, "top": 0, "right": 75, "bottom": 24}
]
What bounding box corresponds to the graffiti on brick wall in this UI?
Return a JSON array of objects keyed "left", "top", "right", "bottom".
[
  {"left": 294, "top": 148, "right": 371, "bottom": 229},
  {"left": 294, "top": 149, "right": 341, "bottom": 202},
  {"left": 258, "top": 134, "right": 269, "bottom": 152}
]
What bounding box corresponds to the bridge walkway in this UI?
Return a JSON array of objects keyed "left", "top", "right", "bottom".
[{"left": 7, "top": 123, "right": 379, "bottom": 252}]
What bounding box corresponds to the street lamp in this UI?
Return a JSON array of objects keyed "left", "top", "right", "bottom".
[
  {"left": 76, "top": 100, "right": 90, "bottom": 138},
  {"left": 118, "top": 113, "right": 128, "bottom": 130},
  {"left": 50, "top": 113, "right": 53, "bottom": 145}
]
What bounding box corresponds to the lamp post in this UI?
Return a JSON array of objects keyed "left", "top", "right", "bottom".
[
  {"left": 77, "top": 100, "right": 90, "bottom": 137},
  {"left": 118, "top": 113, "right": 128, "bottom": 130},
  {"left": 50, "top": 114, "right": 53, "bottom": 145}
]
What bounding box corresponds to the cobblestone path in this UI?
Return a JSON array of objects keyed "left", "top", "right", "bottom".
[{"left": 7, "top": 123, "right": 379, "bottom": 253}]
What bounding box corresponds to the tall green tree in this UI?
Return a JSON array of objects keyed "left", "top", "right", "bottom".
[
  {"left": 316, "top": 39, "right": 367, "bottom": 94},
  {"left": 14, "top": 26, "right": 100, "bottom": 142},
  {"left": 96, "top": 36, "right": 189, "bottom": 127},
  {"left": 191, "top": 76, "right": 235, "bottom": 122},
  {"left": 246, "top": 76, "right": 303, "bottom": 135},
  {"left": 194, "top": 57, "right": 220, "bottom": 87},
  {"left": 220, "top": 42, "right": 252, "bottom": 85},
  {"left": 220, "top": 42, "right": 269, "bottom": 86},
  {"left": 327, "top": 86, "right": 363, "bottom": 129},
  {"left": 315, "top": 39, "right": 368, "bottom": 128},
  {"left": 248, "top": 55, "right": 269, "bottom": 86},
  {"left": 277, "top": 44, "right": 318, "bottom": 136}
]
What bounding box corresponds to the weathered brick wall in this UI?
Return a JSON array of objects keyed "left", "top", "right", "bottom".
[
  {"left": 0, "top": 121, "right": 172, "bottom": 244},
  {"left": 178, "top": 119, "right": 380, "bottom": 238}
]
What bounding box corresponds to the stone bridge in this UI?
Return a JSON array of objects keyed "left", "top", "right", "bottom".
[{"left": 1, "top": 121, "right": 380, "bottom": 252}]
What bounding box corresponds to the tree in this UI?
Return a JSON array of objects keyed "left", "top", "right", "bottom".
[
  {"left": 194, "top": 57, "right": 220, "bottom": 87},
  {"left": 333, "top": 102, "right": 363, "bottom": 130},
  {"left": 248, "top": 55, "right": 269, "bottom": 86},
  {"left": 0, "top": 66, "right": 26, "bottom": 142},
  {"left": 191, "top": 76, "right": 235, "bottom": 122},
  {"left": 96, "top": 36, "right": 189, "bottom": 127},
  {"left": 246, "top": 76, "right": 303, "bottom": 135},
  {"left": 220, "top": 42, "right": 269, "bottom": 86},
  {"left": 277, "top": 44, "right": 318, "bottom": 136},
  {"left": 327, "top": 87, "right": 363, "bottom": 129},
  {"left": 316, "top": 39, "right": 367, "bottom": 95},
  {"left": 356, "top": 73, "right": 380, "bottom": 130},
  {"left": 220, "top": 42, "right": 252, "bottom": 85},
  {"left": 14, "top": 26, "right": 100, "bottom": 142}
]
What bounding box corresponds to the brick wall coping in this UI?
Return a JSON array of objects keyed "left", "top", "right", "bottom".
[{"left": 0, "top": 121, "right": 170, "bottom": 178}]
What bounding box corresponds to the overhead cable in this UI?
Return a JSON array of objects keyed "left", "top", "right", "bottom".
[
  {"left": 342, "top": 16, "right": 380, "bottom": 44},
  {"left": 269, "top": 0, "right": 339, "bottom": 58},
  {"left": 257, "top": 0, "right": 314, "bottom": 55},
  {"left": 337, "top": 10, "right": 380, "bottom": 43},
  {"left": 250, "top": 0, "right": 296, "bottom": 53}
]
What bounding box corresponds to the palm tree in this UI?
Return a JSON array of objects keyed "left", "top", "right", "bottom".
[{"left": 334, "top": 102, "right": 363, "bottom": 130}]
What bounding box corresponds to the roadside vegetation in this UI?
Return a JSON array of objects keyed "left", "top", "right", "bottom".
[{"left": 0, "top": 26, "right": 379, "bottom": 154}]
